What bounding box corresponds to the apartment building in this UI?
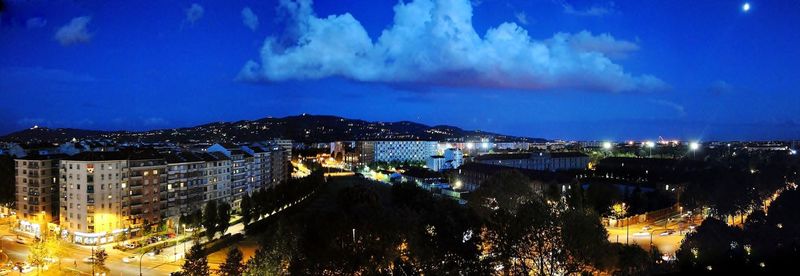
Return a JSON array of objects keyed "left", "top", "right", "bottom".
[
  {"left": 59, "top": 152, "right": 129, "bottom": 244},
  {"left": 202, "top": 152, "right": 232, "bottom": 204},
  {"left": 164, "top": 152, "right": 206, "bottom": 220},
  {"left": 15, "top": 154, "right": 64, "bottom": 236},
  {"left": 126, "top": 151, "right": 166, "bottom": 232}
]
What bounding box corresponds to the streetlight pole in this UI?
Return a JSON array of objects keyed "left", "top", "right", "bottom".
[
  {"left": 139, "top": 250, "right": 148, "bottom": 276},
  {"left": 174, "top": 218, "right": 179, "bottom": 263},
  {"left": 91, "top": 246, "right": 95, "bottom": 276}
]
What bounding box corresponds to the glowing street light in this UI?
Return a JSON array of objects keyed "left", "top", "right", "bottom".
[
  {"left": 602, "top": 141, "right": 613, "bottom": 150},
  {"left": 611, "top": 202, "right": 630, "bottom": 244},
  {"left": 466, "top": 142, "right": 474, "bottom": 149},
  {"left": 644, "top": 141, "right": 655, "bottom": 157},
  {"left": 689, "top": 141, "right": 700, "bottom": 158}
]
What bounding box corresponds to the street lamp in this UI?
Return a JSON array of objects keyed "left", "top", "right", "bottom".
[
  {"left": 645, "top": 141, "right": 655, "bottom": 157},
  {"left": 689, "top": 141, "right": 700, "bottom": 158},
  {"left": 602, "top": 141, "right": 613, "bottom": 150},
  {"left": 611, "top": 202, "right": 630, "bottom": 244},
  {"left": 139, "top": 250, "right": 148, "bottom": 276}
]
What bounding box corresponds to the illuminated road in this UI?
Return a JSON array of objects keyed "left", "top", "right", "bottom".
[
  {"left": 0, "top": 192, "right": 312, "bottom": 275},
  {"left": 606, "top": 211, "right": 701, "bottom": 257}
]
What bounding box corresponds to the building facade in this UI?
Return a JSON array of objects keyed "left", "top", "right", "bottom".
[
  {"left": 474, "top": 151, "right": 590, "bottom": 171},
  {"left": 358, "top": 141, "right": 437, "bottom": 164},
  {"left": 15, "top": 155, "right": 63, "bottom": 236},
  {"left": 59, "top": 152, "right": 129, "bottom": 244}
]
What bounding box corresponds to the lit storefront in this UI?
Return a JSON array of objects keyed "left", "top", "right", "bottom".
[{"left": 67, "top": 228, "right": 129, "bottom": 245}]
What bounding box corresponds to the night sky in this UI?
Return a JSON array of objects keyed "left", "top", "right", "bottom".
[{"left": 1, "top": 0, "right": 799, "bottom": 141}]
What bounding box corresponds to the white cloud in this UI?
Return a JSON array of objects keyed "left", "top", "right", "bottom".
[
  {"left": 514, "top": 11, "right": 529, "bottom": 25},
  {"left": 563, "top": 31, "right": 639, "bottom": 59},
  {"left": 241, "top": 7, "right": 259, "bottom": 31},
  {"left": 557, "top": 1, "right": 616, "bottom": 17},
  {"left": 54, "top": 16, "right": 92, "bottom": 46},
  {"left": 185, "top": 3, "right": 204, "bottom": 24},
  {"left": 239, "top": 0, "right": 664, "bottom": 93},
  {"left": 26, "top": 17, "right": 47, "bottom": 28}
]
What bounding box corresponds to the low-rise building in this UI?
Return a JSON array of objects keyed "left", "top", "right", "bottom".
[{"left": 474, "top": 151, "right": 589, "bottom": 171}]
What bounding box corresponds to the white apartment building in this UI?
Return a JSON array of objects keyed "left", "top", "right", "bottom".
[
  {"left": 59, "top": 152, "right": 129, "bottom": 244},
  {"left": 360, "top": 141, "right": 438, "bottom": 164}
]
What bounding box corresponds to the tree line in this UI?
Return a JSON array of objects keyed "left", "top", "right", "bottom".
[{"left": 219, "top": 171, "right": 654, "bottom": 275}]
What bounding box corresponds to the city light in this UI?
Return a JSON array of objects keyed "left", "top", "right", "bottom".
[
  {"left": 689, "top": 141, "right": 700, "bottom": 151},
  {"left": 645, "top": 141, "right": 655, "bottom": 148},
  {"left": 481, "top": 142, "right": 489, "bottom": 149},
  {"left": 602, "top": 141, "right": 613, "bottom": 150},
  {"left": 466, "top": 142, "right": 474, "bottom": 149}
]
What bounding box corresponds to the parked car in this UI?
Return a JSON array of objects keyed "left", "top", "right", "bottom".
[{"left": 12, "top": 263, "right": 32, "bottom": 273}]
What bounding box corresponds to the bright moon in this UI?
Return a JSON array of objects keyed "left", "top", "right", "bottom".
[{"left": 743, "top": 3, "right": 751, "bottom": 12}]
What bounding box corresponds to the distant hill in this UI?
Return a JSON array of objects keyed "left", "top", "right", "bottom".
[{"left": 1, "top": 114, "right": 546, "bottom": 144}]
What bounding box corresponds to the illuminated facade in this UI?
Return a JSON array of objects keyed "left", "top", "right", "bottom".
[
  {"left": 15, "top": 154, "right": 63, "bottom": 237},
  {"left": 59, "top": 150, "right": 165, "bottom": 244},
  {"left": 359, "top": 140, "right": 438, "bottom": 164},
  {"left": 60, "top": 152, "right": 128, "bottom": 244}
]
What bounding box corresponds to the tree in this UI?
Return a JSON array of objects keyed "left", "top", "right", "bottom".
[
  {"left": 27, "top": 237, "right": 48, "bottom": 273},
  {"left": 218, "top": 202, "right": 232, "bottom": 236},
  {"left": 244, "top": 218, "right": 299, "bottom": 275},
  {"left": 93, "top": 247, "right": 108, "bottom": 267},
  {"left": 241, "top": 193, "right": 253, "bottom": 225},
  {"left": 179, "top": 244, "right": 210, "bottom": 276},
  {"left": 202, "top": 200, "right": 218, "bottom": 240},
  {"left": 561, "top": 208, "right": 611, "bottom": 273},
  {"left": 44, "top": 233, "right": 65, "bottom": 269},
  {"left": 676, "top": 218, "right": 745, "bottom": 273},
  {"left": 218, "top": 247, "right": 245, "bottom": 276},
  {"left": 467, "top": 170, "right": 538, "bottom": 214}
]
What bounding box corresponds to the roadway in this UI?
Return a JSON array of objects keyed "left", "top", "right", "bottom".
[
  {"left": 606, "top": 210, "right": 701, "bottom": 258},
  {"left": 0, "top": 194, "right": 310, "bottom": 276}
]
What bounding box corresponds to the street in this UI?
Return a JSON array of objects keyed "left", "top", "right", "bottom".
[
  {"left": 606, "top": 210, "right": 700, "bottom": 258},
  {"left": 0, "top": 194, "right": 310, "bottom": 276}
]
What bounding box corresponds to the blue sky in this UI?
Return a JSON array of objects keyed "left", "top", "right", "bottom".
[{"left": 1, "top": 0, "right": 799, "bottom": 140}]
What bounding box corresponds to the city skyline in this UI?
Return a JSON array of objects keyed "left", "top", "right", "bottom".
[{"left": 2, "top": 0, "right": 800, "bottom": 140}]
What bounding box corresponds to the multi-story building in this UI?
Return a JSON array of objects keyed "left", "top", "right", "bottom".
[
  {"left": 243, "top": 145, "right": 270, "bottom": 191},
  {"left": 208, "top": 144, "right": 250, "bottom": 209},
  {"left": 202, "top": 152, "right": 232, "bottom": 204},
  {"left": 15, "top": 154, "right": 64, "bottom": 236},
  {"left": 164, "top": 152, "right": 206, "bottom": 220},
  {"left": 357, "top": 141, "right": 437, "bottom": 164},
  {"left": 426, "top": 155, "right": 446, "bottom": 172},
  {"left": 59, "top": 152, "right": 129, "bottom": 244},
  {"left": 269, "top": 147, "right": 289, "bottom": 185},
  {"left": 426, "top": 148, "right": 464, "bottom": 172},
  {"left": 127, "top": 151, "right": 166, "bottom": 232}
]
